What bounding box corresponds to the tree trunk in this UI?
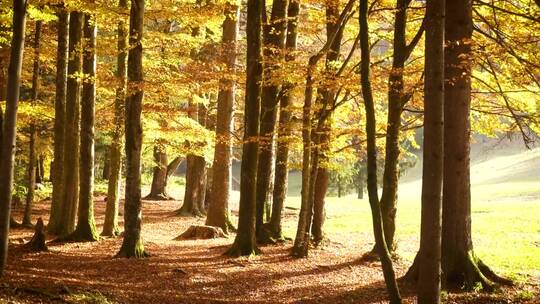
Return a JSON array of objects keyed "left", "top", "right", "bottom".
[
  {"left": 441, "top": 0, "right": 511, "bottom": 291},
  {"left": 225, "top": 0, "right": 263, "bottom": 257},
  {"left": 357, "top": 160, "right": 365, "bottom": 199},
  {"left": 36, "top": 155, "right": 45, "bottom": 183},
  {"left": 417, "top": 1, "right": 444, "bottom": 303},
  {"left": 48, "top": 10, "right": 69, "bottom": 234},
  {"left": 58, "top": 11, "right": 83, "bottom": 236},
  {"left": 103, "top": 0, "right": 127, "bottom": 237},
  {"left": 255, "top": 0, "right": 289, "bottom": 244},
  {"left": 359, "top": 0, "right": 401, "bottom": 303},
  {"left": 23, "top": 20, "right": 42, "bottom": 227},
  {"left": 67, "top": 11, "right": 99, "bottom": 242},
  {"left": 146, "top": 145, "right": 170, "bottom": 200},
  {"left": 102, "top": 150, "right": 110, "bottom": 180},
  {"left": 206, "top": 0, "right": 238, "bottom": 233},
  {"left": 0, "top": 0, "right": 28, "bottom": 276},
  {"left": 267, "top": 0, "right": 299, "bottom": 241},
  {"left": 116, "top": 0, "right": 148, "bottom": 258}
]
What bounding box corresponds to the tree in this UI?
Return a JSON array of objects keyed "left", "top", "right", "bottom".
[
  {"left": 103, "top": 0, "right": 128, "bottom": 237},
  {"left": 145, "top": 145, "right": 171, "bottom": 200},
  {"left": 0, "top": 0, "right": 28, "bottom": 277},
  {"left": 225, "top": 0, "right": 263, "bottom": 257},
  {"left": 358, "top": 0, "right": 401, "bottom": 303},
  {"left": 267, "top": 0, "right": 299, "bottom": 241},
  {"left": 441, "top": 0, "right": 511, "bottom": 290},
  {"left": 57, "top": 11, "right": 84, "bottom": 236},
  {"left": 23, "top": 20, "right": 42, "bottom": 227},
  {"left": 67, "top": 10, "right": 99, "bottom": 242},
  {"left": 48, "top": 9, "right": 69, "bottom": 234},
  {"left": 255, "top": 0, "right": 289, "bottom": 243},
  {"left": 206, "top": 0, "right": 240, "bottom": 234},
  {"left": 379, "top": 0, "right": 425, "bottom": 252},
  {"left": 417, "top": 0, "right": 444, "bottom": 302},
  {"left": 116, "top": 0, "right": 148, "bottom": 258}
]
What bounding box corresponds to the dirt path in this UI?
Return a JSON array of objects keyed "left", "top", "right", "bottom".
[{"left": 0, "top": 198, "right": 537, "bottom": 303}]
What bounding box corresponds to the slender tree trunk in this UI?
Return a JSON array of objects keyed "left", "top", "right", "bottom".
[
  {"left": 206, "top": 1, "right": 239, "bottom": 234},
  {"left": 417, "top": 1, "right": 445, "bottom": 303},
  {"left": 116, "top": 0, "right": 147, "bottom": 258},
  {"left": 102, "top": 150, "right": 110, "bottom": 180},
  {"left": 36, "top": 155, "right": 45, "bottom": 183},
  {"left": 255, "top": 0, "right": 289, "bottom": 243},
  {"left": 357, "top": 160, "right": 365, "bottom": 199},
  {"left": 103, "top": 0, "right": 128, "bottom": 237},
  {"left": 23, "top": 20, "right": 42, "bottom": 227},
  {"left": 359, "top": 0, "right": 401, "bottom": 303},
  {"left": 268, "top": 0, "right": 300, "bottom": 240},
  {"left": 67, "top": 10, "right": 99, "bottom": 241},
  {"left": 311, "top": 0, "right": 344, "bottom": 244},
  {"left": 225, "top": 0, "right": 263, "bottom": 257},
  {"left": 49, "top": 10, "right": 69, "bottom": 234},
  {"left": 58, "top": 11, "right": 83, "bottom": 236},
  {"left": 0, "top": 0, "right": 28, "bottom": 276}
]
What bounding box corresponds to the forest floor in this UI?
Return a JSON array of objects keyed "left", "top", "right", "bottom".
[{"left": 1, "top": 143, "right": 539, "bottom": 303}]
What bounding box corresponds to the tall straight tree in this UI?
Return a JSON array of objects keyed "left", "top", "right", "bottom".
[
  {"left": 48, "top": 9, "right": 69, "bottom": 234},
  {"left": 67, "top": 10, "right": 99, "bottom": 241},
  {"left": 23, "top": 20, "right": 42, "bottom": 227},
  {"left": 116, "top": 0, "right": 148, "bottom": 258},
  {"left": 358, "top": 0, "right": 401, "bottom": 303},
  {"left": 267, "top": 0, "right": 299, "bottom": 240},
  {"left": 417, "top": 0, "right": 445, "bottom": 302},
  {"left": 442, "top": 0, "right": 511, "bottom": 290},
  {"left": 206, "top": 0, "right": 240, "bottom": 234},
  {"left": 225, "top": 0, "right": 263, "bottom": 257},
  {"left": 254, "top": 0, "right": 289, "bottom": 243},
  {"left": 103, "top": 0, "right": 128, "bottom": 237},
  {"left": 378, "top": 0, "right": 425, "bottom": 252},
  {"left": 0, "top": 0, "right": 28, "bottom": 276},
  {"left": 58, "top": 11, "right": 83, "bottom": 236}
]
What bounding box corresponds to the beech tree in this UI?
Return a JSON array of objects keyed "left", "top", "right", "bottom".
[
  {"left": 0, "top": 0, "right": 28, "bottom": 276},
  {"left": 225, "top": 0, "right": 263, "bottom": 257},
  {"left": 116, "top": 0, "right": 148, "bottom": 258},
  {"left": 417, "top": 0, "right": 445, "bottom": 302},
  {"left": 103, "top": 0, "right": 128, "bottom": 237},
  {"left": 206, "top": 0, "right": 240, "bottom": 234}
]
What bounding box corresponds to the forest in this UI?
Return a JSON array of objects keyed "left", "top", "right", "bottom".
[{"left": 0, "top": 0, "right": 539, "bottom": 303}]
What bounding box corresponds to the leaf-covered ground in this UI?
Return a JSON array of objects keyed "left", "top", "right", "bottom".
[{"left": 0, "top": 195, "right": 538, "bottom": 304}]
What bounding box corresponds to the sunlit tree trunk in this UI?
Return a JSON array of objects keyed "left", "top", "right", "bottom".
[
  {"left": 49, "top": 9, "right": 69, "bottom": 234},
  {"left": 255, "top": 0, "right": 289, "bottom": 243},
  {"left": 359, "top": 0, "right": 401, "bottom": 302},
  {"left": 103, "top": 0, "right": 128, "bottom": 237},
  {"left": 146, "top": 145, "right": 169, "bottom": 199},
  {"left": 68, "top": 10, "right": 99, "bottom": 241},
  {"left": 0, "top": 0, "right": 28, "bottom": 276},
  {"left": 23, "top": 20, "right": 42, "bottom": 227},
  {"left": 116, "top": 0, "right": 148, "bottom": 258},
  {"left": 205, "top": 1, "right": 239, "bottom": 234},
  {"left": 225, "top": 0, "right": 263, "bottom": 257},
  {"left": 267, "top": 0, "right": 300, "bottom": 240},
  {"left": 417, "top": 0, "right": 445, "bottom": 302},
  {"left": 58, "top": 11, "right": 83, "bottom": 236}
]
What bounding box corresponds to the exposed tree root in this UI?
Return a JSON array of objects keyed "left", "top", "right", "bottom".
[
  {"left": 54, "top": 227, "right": 100, "bottom": 243},
  {"left": 404, "top": 251, "right": 513, "bottom": 292},
  {"left": 143, "top": 193, "right": 174, "bottom": 201},
  {"left": 174, "top": 206, "right": 205, "bottom": 218},
  {"left": 291, "top": 233, "right": 310, "bottom": 258},
  {"left": 115, "top": 238, "right": 149, "bottom": 258},
  {"left": 225, "top": 239, "right": 260, "bottom": 257},
  {"left": 23, "top": 218, "right": 48, "bottom": 252},
  {"left": 175, "top": 225, "right": 226, "bottom": 240}
]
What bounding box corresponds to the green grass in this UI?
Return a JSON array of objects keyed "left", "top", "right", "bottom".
[{"left": 280, "top": 147, "right": 540, "bottom": 279}]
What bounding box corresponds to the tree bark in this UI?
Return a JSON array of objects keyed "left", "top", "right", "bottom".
[
  {"left": 103, "top": 0, "right": 128, "bottom": 237},
  {"left": 255, "top": 0, "right": 289, "bottom": 243},
  {"left": 146, "top": 145, "right": 170, "bottom": 200},
  {"left": 49, "top": 9, "right": 69, "bottom": 234},
  {"left": 267, "top": 0, "right": 300, "bottom": 240},
  {"left": 116, "top": 0, "right": 148, "bottom": 258},
  {"left": 0, "top": 0, "right": 28, "bottom": 276},
  {"left": 205, "top": 0, "right": 238, "bottom": 233},
  {"left": 417, "top": 1, "right": 445, "bottom": 303},
  {"left": 359, "top": 0, "right": 401, "bottom": 303},
  {"left": 225, "top": 0, "right": 263, "bottom": 257},
  {"left": 102, "top": 150, "right": 110, "bottom": 180},
  {"left": 67, "top": 11, "right": 99, "bottom": 242},
  {"left": 57, "top": 11, "right": 83, "bottom": 236},
  {"left": 23, "top": 20, "right": 42, "bottom": 227}
]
